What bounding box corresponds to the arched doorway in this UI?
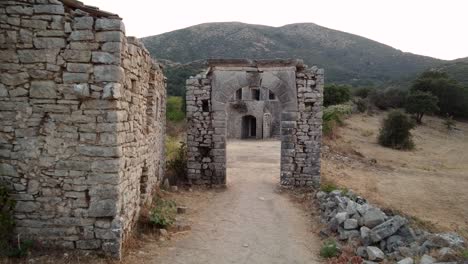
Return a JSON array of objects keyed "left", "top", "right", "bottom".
[{"left": 241, "top": 115, "right": 257, "bottom": 139}]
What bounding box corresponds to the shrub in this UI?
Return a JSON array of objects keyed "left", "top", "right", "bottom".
[
  {"left": 444, "top": 115, "right": 456, "bottom": 131},
  {"left": 405, "top": 91, "right": 439, "bottom": 124},
  {"left": 0, "top": 183, "right": 17, "bottom": 256},
  {"left": 166, "top": 142, "right": 187, "bottom": 184},
  {"left": 354, "top": 98, "right": 368, "bottom": 113},
  {"left": 149, "top": 197, "right": 177, "bottom": 228},
  {"left": 321, "top": 182, "right": 339, "bottom": 193},
  {"left": 354, "top": 87, "right": 374, "bottom": 98},
  {"left": 322, "top": 104, "right": 353, "bottom": 138},
  {"left": 378, "top": 110, "right": 415, "bottom": 150},
  {"left": 166, "top": 96, "right": 185, "bottom": 122},
  {"left": 324, "top": 84, "right": 351, "bottom": 106},
  {"left": 369, "top": 88, "right": 407, "bottom": 110},
  {"left": 320, "top": 239, "right": 340, "bottom": 258}
]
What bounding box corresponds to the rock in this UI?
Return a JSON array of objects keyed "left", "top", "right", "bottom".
[
  {"left": 366, "top": 246, "right": 385, "bottom": 261},
  {"left": 18, "top": 49, "right": 60, "bottom": 63},
  {"left": 30, "top": 81, "right": 57, "bottom": 98},
  {"left": 344, "top": 218, "right": 358, "bottom": 230},
  {"left": 170, "top": 186, "right": 178, "bottom": 192},
  {"left": 33, "top": 4, "right": 65, "bottom": 15},
  {"left": 177, "top": 206, "right": 187, "bottom": 214},
  {"left": 88, "top": 199, "right": 117, "bottom": 217},
  {"left": 72, "top": 84, "right": 90, "bottom": 98},
  {"left": 0, "top": 84, "right": 7, "bottom": 97},
  {"left": 335, "top": 212, "right": 348, "bottom": 224},
  {"left": 436, "top": 247, "right": 457, "bottom": 262},
  {"left": 1, "top": 72, "right": 29, "bottom": 86},
  {"left": 397, "top": 257, "right": 414, "bottom": 264},
  {"left": 420, "top": 254, "right": 436, "bottom": 264},
  {"left": 158, "top": 229, "right": 168, "bottom": 238},
  {"left": 361, "top": 226, "right": 371, "bottom": 242},
  {"left": 62, "top": 50, "right": 92, "bottom": 62},
  {"left": 94, "top": 65, "right": 124, "bottom": 82},
  {"left": 33, "top": 37, "right": 66, "bottom": 49},
  {"left": 316, "top": 191, "right": 327, "bottom": 200},
  {"left": 63, "top": 72, "right": 89, "bottom": 83},
  {"left": 426, "top": 233, "right": 465, "bottom": 249},
  {"left": 387, "top": 235, "right": 403, "bottom": 252},
  {"left": 369, "top": 216, "right": 407, "bottom": 243},
  {"left": 95, "top": 18, "right": 125, "bottom": 31},
  {"left": 70, "top": 30, "right": 94, "bottom": 41},
  {"left": 92, "top": 52, "right": 119, "bottom": 64},
  {"left": 102, "top": 82, "right": 122, "bottom": 99},
  {"left": 346, "top": 200, "right": 358, "bottom": 216},
  {"left": 73, "top": 17, "right": 94, "bottom": 30},
  {"left": 339, "top": 229, "right": 360, "bottom": 241},
  {"left": 398, "top": 246, "right": 413, "bottom": 258},
  {"left": 356, "top": 246, "right": 367, "bottom": 258},
  {"left": 363, "top": 208, "right": 386, "bottom": 228}
]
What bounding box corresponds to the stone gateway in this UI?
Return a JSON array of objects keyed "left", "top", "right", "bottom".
[
  {"left": 186, "top": 59, "right": 323, "bottom": 187},
  {"left": 0, "top": 0, "right": 166, "bottom": 258}
]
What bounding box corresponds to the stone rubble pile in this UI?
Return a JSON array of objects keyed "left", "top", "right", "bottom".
[{"left": 316, "top": 190, "right": 465, "bottom": 263}]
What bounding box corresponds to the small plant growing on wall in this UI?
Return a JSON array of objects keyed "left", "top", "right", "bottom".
[{"left": 231, "top": 100, "right": 248, "bottom": 113}]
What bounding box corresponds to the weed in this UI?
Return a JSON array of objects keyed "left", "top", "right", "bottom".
[
  {"left": 149, "top": 197, "right": 177, "bottom": 228},
  {"left": 461, "top": 249, "right": 468, "bottom": 259},
  {"left": 320, "top": 239, "right": 340, "bottom": 258},
  {"left": 321, "top": 182, "right": 338, "bottom": 193}
]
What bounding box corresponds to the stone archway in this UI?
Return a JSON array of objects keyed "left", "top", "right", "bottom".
[{"left": 186, "top": 59, "right": 323, "bottom": 187}]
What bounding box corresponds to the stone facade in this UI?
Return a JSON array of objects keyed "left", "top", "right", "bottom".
[
  {"left": 226, "top": 86, "right": 281, "bottom": 139},
  {"left": 186, "top": 59, "right": 323, "bottom": 186},
  {"left": 0, "top": 0, "right": 165, "bottom": 258}
]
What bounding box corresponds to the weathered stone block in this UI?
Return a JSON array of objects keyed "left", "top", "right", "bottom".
[
  {"left": 30, "top": 80, "right": 57, "bottom": 98},
  {"left": 94, "top": 65, "right": 124, "bottom": 82},
  {"left": 73, "top": 16, "right": 94, "bottom": 30},
  {"left": 67, "top": 63, "right": 92, "bottom": 73},
  {"left": 102, "top": 82, "right": 122, "bottom": 99},
  {"left": 95, "top": 31, "right": 123, "bottom": 42},
  {"left": 88, "top": 199, "right": 117, "bottom": 217},
  {"left": 92, "top": 52, "right": 119, "bottom": 64},
  {"left": 63, "top": 72, "right": 89, "bottom": 83},
  {"left": 0, "top": 72, "right": 29, "bottom": 86},
  {"left": 18, "top": 49, "right": 60, "bottom": 63},
  {"left": 33, "top": 4, "right": 64, "bottom": 15},
  {"left": 95, "top": 18, "right": 125, "bottom": 31},
  {"left": 70, "top": 30, "right": 94, "bottom": 41},
  {"left": 6, "top": 6, "right": 34, "bottom": 15},
  {"left": 33, "top": 37, "right": 66, "bottom": 49},
  {"left": 62, "top": 49, "right": 91, "bottom": 62}
]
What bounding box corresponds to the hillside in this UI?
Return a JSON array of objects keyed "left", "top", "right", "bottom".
[
  {"left": 141, "top": 22, "right": 444, "bottom": 87},
  {"left": 435, "top": 57, "right": 468, "bottom": 86}
]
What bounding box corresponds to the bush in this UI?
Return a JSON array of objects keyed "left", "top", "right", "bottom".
[
  {"left": 322, "top": 104, "right": 353, "bottom": 138},
  {"left": 354, "top": 98, "right": 368, "bottom": 113},
  {"left": 0, "top": 183, "right": 21, "bottom": 257},
  {"left": 166, "top": 96, "right": 185, "bottom": 122},
  {"left": 405, "top": 91, "right": 439, "bottom": 124},
  {"left": 321, "top": 182, "right": 339, "bottom": 193},
  {"left": 378, "top": 110, "right": 415, "bottom": 150},
  {"left": 324, "top": 84, "right": 351, "bottom": 106},
  {"left": 444, "top": 115, "right": 456, "bottom": 131},
  {"left": 320, "top": 239, "right": 340, "bottom": 258},
  {"left": 149, "top": 197, "right": 177, "bottom": 228},
  {"left": 354, "top": 87, "right": 374, "bottom": 98},
  {"left": 166, "top": 142, "right": 187, "bottom": 184},
  {"left": 369, "top": 88, "right": 408, "bottom": 110}
]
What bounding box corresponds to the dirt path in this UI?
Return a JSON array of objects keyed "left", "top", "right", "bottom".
[{"left": 143, "top": 140, "right": 321, "bottom": 264}]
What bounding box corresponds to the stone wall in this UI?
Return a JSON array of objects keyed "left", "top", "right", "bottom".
[
  {"left": 0, "top": 0, "right": 165, "bottom": 258},
  {"left": 186, "top": 59, "right": 322, "bottom": 187}
]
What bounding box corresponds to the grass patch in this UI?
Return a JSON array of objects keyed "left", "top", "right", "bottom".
[
  {"left": 166, "top": 96, "right": 185, "bottom": 122},
  {"left": 320, "top": 182, "right": 339, "bottom": 193},
  {"left": 166, "top": 135, "right": 182, "bottom": 162},
  {"left": 461, "top": 249, "right": 468, "bottom": 259},
  {"left": 320, "top": 239, "right": 340, "bottom": 258}
]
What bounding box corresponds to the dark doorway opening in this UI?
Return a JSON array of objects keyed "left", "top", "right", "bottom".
[{"left": 241, "top": 115, "right": 257, "bottom": 139}]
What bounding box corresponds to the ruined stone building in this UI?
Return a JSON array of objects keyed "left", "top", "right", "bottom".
[
  {"left": 0, "top": 0, "right": 166, "bottom": 258},
  {"left": 186, "top": 59, "right": 323, "bottom": 187},
  {"left": 226, "top": 86, "right": 281, "bottom": 139}
]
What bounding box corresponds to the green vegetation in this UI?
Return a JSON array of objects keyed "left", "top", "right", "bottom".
[
  {"left": 149, "top": 197, "right": 177, "bottom": 228},
  {"left": 378, "top": 110, "right": 415, "bottom": 150},
  {"left": 461, "top": 249, "right": 468, "bottom": 260},
  {"left": 354, "top": 98, "right": 368, "bottom": 113},
  {"left": 321, "top": 182, "right": 339, "bottom": 193},
  {"left": 444, "top": 115, "right": 456, "bottom": 131},
  {"left": 369, "top": 87, "right": 407, "bottom": 110},
  {"left": 411, "top": 71, "right": 468, "bottom": 118},
  {"left": 320, "top": 239, "right": 340, "bottom": 258},
  {"left": 322, "top": 104, "right": 353, "bottom": 138},
  {"left": 324, "top": 84, "right": 351, "bottom": 106},
  {"left": 166, "top": 142, "right": 187, "bottom": 184},
  {"left": 164, "top": 64, "right": 200, "bottom": 96},
  {"left": 405, "top": 91, "right": 439, "bottom": 124},
  {"left": 353, "top": 87, "right": 374, "bottom": 99},
  {"left": 166, "top": 96, "right": 185, "bottom": 122}
]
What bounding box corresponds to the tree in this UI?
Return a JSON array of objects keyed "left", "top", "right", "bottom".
[
  {"left": 378, "top": 110, "right": 415, "bottom": 150},
  {"left": 405, "top": 91, "right": 439, "bottom": 124},
  {"left": 411, "top": 70, "right": 468, "bottom": 117},
  {"left": 324, "top": 84, "right": 351, "bottom": 106}
]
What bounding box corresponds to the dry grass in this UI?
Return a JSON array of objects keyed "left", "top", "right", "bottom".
[{"left": 322, "top": 111, "right": 468, "bottom": 239}]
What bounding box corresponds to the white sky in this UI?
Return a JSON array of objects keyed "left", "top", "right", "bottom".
[{"left": 83, "top": 0, "right": 468, "bottom": 61}]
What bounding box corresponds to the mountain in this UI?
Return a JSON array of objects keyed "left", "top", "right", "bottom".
[
  {"left": 141, "top": 22, "right": 445, "bottom": 89},
  {"left": 434, "top": 57, "right": 468, "bottom": 86}
]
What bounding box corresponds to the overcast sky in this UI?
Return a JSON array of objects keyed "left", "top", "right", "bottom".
[{"left": 83, "top": 0, "right": 468, "bottom": 61}]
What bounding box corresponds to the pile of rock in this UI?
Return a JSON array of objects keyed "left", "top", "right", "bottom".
[{"left": 316, "top": 190, "right": 465, "bottom": 263}]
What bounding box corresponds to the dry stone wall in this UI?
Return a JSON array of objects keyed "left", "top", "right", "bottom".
[
  {"left": 0, "top": 0, "right": 165, "bottom": 258},
  {"left": 186, "top": 59, "right": 323, "bottom": 187}
]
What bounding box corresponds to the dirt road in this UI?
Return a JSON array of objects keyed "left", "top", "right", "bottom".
[{"left": 145, "top": 140, "right": 321, "bottom": 264}]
